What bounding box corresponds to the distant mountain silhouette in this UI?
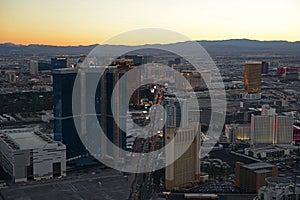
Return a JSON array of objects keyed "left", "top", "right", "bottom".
[
  {"left": 0, "top": 43, "right": 98, "bottom": 56},
  {"left": 198, "top": 39, "right": 300, "bottom": 55},
  {"left": 1, "top": 39, "right": 300, "bottom": 56}
]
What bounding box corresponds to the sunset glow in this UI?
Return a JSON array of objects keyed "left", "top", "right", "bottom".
[{"left": 1, "top": 0, "right": 299, "bottom": 45}]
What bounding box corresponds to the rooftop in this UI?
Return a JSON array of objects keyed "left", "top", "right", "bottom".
[
  {"left": 0, "top": 127, "right": 54, "bottom": 150},
  {"left": 294, "top": 125, "right": 300, "bottom": 130},
  {"left": 245, "top": 61, "right": 262, "bottom": 65},
  {"left": 246, "top": 146, "right": 288, "bottom": 153},
  {"left": 52, "top": 67, "right": 77, "bottom": 74},
  {"left": 265, "top": 177, "right": 292, "bottom": 186},
  {"left": 243, "top": 162, "right": 275, "bottom": 170},
  {"left": 254, "top": 169, "right": 271, "bottom": 174}
]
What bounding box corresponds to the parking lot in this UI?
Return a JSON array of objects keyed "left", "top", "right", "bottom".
[{"left": 0, "top": 167, "right": 133, "bottom": 200}]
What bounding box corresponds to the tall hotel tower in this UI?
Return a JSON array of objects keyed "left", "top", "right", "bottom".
[
  {"left": 53, "top": 65, "right": 129, "bottom": 165},
  {"left": 243, "top": 61, "right": 262, "bottom": 99}
]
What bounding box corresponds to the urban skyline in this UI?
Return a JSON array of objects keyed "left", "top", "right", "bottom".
[{"left": 1, "top": 1, "right": 300, "bottom": 199}]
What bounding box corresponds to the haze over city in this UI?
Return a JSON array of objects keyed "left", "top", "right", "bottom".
[{"left": 1, "top": 1, "right": 300, "bottom": 200}]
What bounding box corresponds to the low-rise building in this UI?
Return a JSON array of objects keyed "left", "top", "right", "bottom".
[
  {"left": 235, "top": 162, "right": 278, "bottom": 193},
  {"left": 256, "top": 177, "right": 300, "bottom": 200},
  {"left": 0, "top": 127, "right": 66, "bottom": 182},
  {"left": 244, "top": 146, "right": 290, "bottom": 159}
]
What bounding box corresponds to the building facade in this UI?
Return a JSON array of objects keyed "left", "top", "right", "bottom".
[
  {"left": 261, "top": 61, "right": 269, "bottom": 74},
  {"left": 293, "top": 125, "right": 300, "bottom": 144},
  {"left": 51, "top": 56, "right": 69, "bottom": 70},
  {"left": 257, "top": 177, "right": 299, "bottom": 200},
  {"left": 235, "top": 162, "right": 278, "bottom": 193},
  {"left": 0, "top": 127, "right": 66, "bottom": 182},
  {"left": 53, "top": 65, "right": 129, "bottom": 164},
  {"left": 243, "top": 61, "right": 262, "bottom": 99},
  {"left": 53, "top": 68, "right": 90, "bottom": 163},
  {"left": 165, "top": 123, "right": 201, "bottom": 190},
  {"left": 163, "top": 97, "right": 189, "bottom": 128},
  {"left": 29, "top": 59, "right": 39, "bottom": 76},
  {"left": 245, "top": 146, "right": 290, "bottom": 159},
  {"left": 250, "top": 107, "right": 293, "bottom": 145}
]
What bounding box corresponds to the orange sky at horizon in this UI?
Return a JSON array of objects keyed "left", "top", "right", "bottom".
[{"left": 1, "top": 0, "right": 300, "bottom": 46}]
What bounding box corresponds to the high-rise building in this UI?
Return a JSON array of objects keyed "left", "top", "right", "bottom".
[
  {"left": 236, "top": 124, "right": 251, "bottom": 141},
  {"left": 53, "top": 68, "right": 90, "bottom": 163},
  {"left": 250, "top": 109, "right": 293, "bottom": 145},
  {"left": 225, "top": 124, "right": 237, "bottom": 143},
  {"left": 225, "top": 124, "right": 251, "bottom": 143},
  {"left": 163, "top": 97, "right": 188, "bottom": 128},
  {"left": 175, "top": 71, "right": 208, "bottom": 91},
  {"left": 38, "top": 60, "right": 52, "bottom": 71},
  {"left": 251, "top": 115, "right": 275, "bottom": 144},
  {"left": 29, "top": 58, "right": 39, "bottom": 76},
  {"left": 244, "top": 61, "right": 262, "bottom": 99},
  {"left": 276, "top": 115, "right": 294, "bottom": 144},
  {"left": 51, "top": 56, "right": 69, "bottom": 70},
  {"left": 99, "top": 66, "right": 127, "bottom": 158},
  {"left": 124, "top": 55, "right": 152, "bottom": 66},
  {"left": 261, "top": 61, "right": 269, "bottom": 74},
  {"left": 112, "top": 58, "right": 141, "bottom": 106},
  {"left": 165, "top": 123, "right": 201, "bottom": 190},
  {"left": 53, "top": 64, "right": 131, "bottom": 164}
]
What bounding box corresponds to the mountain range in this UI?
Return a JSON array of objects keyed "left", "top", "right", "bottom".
[{"left": 1, "top": 39, "right": 300, "bottom": 56}]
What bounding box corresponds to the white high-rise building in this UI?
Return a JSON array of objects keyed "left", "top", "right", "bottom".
[
  {"left": 276, "top": 115, "right": 293, "bottom": 144},
  {"left": 251, "top": 112, "right": 293, "bottom": 145},
  {"left": 251, "top": 114, "right": 275, "bottom": 144}
]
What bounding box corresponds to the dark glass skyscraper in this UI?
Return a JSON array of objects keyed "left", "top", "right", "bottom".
[
  {"left": 51, "top": 56, "right": 69, "bottom": 70},
  {"left": 53, "top": 66, "right": 127, "bottom": 165},
  {"left": 53, "top": 68, "right": 91, "bottom": 164},
  {"left": 262, "top": 61, "right": 269, "bottom": 74}
]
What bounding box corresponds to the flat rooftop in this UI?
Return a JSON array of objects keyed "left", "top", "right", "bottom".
[
  {"left": 254, "top": 169, "right": 271, "bottom": 174},
  {"left": 265, "top": 177, "right": 291, "bottom": 185},
  {"left": 243, "top": 162, "right": 275, "bottom": 170},
  {"left": 52, "top": 67, "right": 77, "bottom": 74},
  {"left": 245, "top": 61, "right": 262, "bottom": 65},
  {"left": 246, "top": 146, "right": 287, "bottom": 153},
  {"left": 0, "top": 127, "right": 53, "bottom": 150}
]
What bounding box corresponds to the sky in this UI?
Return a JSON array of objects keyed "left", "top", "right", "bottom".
[{"left": 0, "top": 0, "right": 300, "bottom": 46}]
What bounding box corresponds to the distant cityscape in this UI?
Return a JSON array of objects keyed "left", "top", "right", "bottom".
[{"left": 0, "top": 40, "right": 300, "bottom": 200}]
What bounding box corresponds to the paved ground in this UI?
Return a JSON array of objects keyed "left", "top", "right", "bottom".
[{"left": 0, "top": 167, "right": 133, "bottom": 200}]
